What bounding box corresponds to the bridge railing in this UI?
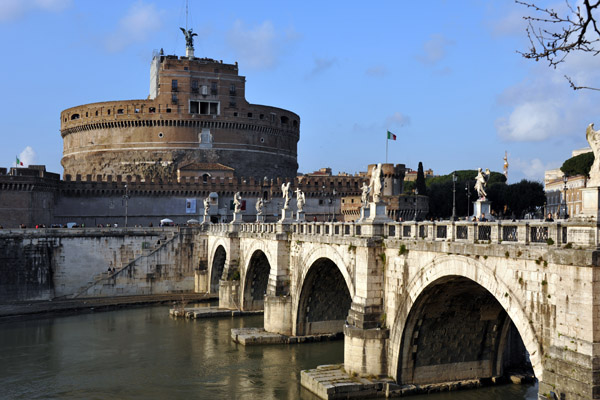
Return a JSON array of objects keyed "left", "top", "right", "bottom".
[
  {"left": 203, "top": 219, "right": 596, "bottom": 247},
  {"left": 382, "top": 220, "right": 593, "bottom": 246}
]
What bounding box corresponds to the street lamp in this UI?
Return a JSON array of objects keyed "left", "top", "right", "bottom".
[
  {"left": 122, "top": 184, "right": 130, "bottom": 227},
  {"left": 562, "top": 175, "right": 569, "bottom": 219},
  {"left": 414, "top": 188, "right": 419, "bottom": 221},
  {"left": 451, "top": 172, "right": 457, "bottom": 221},
  {"left": 465, "top": 181, "right": 471, "bottom": 219}
]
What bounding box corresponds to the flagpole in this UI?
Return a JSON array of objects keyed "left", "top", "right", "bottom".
[{"left": 386, "top": 135, "right": 388, "bottom": 164}]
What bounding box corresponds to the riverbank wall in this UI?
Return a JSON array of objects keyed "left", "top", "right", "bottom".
[{"left": 0, "top": 227, "right": 206, "bottom": 302}]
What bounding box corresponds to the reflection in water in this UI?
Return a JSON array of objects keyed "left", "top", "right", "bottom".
[{"left": 0, "top": 306, "right": 536, "bottom": 399}]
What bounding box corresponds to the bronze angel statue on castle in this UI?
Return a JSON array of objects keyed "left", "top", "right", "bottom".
[{"left": 180, "top": 27, "right": 198, "bottom": 49}]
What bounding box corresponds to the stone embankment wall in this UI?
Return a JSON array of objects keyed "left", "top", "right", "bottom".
[{"left": 0, "top": 227, "right": 204, "bottom": 302}]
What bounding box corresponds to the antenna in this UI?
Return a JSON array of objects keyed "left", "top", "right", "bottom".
[{"left": 185, "top": 0, "right": 188, "bottom": 31}]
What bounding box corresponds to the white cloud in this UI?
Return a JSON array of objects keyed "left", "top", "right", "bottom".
[
  {"left": 416, "top": 34, "right": 454, "bottom": 65},
  {"left": 366, "top": 65, "right": 388, "bottom": 77},
  {"left": 104, "top": 1, "right": 163, "bottom": 53},
  {"left": 0, "top": 0, "right": 71, "bottom": 22},
  {"left": 306, "top": 57, "right": 336, "bottom": 79},
  {"left": 490, "top": 10, "right": 528, "bottom": 37},
  {"left": 386, "top": 112, "right": 411, "bottom": 127},
  {"left": 511, "top": 157, "right": 558, "bottom": 181},
  {"left": 495, "top": 51, "right": 600, "bottom": 142},
  {"left": 19, "top": 146, "right": 36, "bottom": 167},
  {"left": 226, "top": 20, "right": 298, "bottom": 69}
]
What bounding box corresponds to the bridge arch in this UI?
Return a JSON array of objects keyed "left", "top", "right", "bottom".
[
  {"left": 241, "top": 249, "right": 272, "bottom": 311},
  {"left": 388, "top": 255, "right": 542, "bottom": 384},
  {"left": 294, "top": 246, "right": 355, "bottom": 336},
  {"left": 208, "top": 240, "right": 229, "bottom": 294}
]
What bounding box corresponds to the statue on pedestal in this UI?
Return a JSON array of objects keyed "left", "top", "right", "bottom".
[
  {"left": 281, "top": 182, "right": 292, "bottom": 209},
  {"left": 369, "top": 163, "right": 383, "bottom": 203},
  {"left": 296, "top": 188, "right": 305, "bottom": 212},
  {"left": 203, "top": 197, "right": 210, "bottom": 215},
  {"left": 233, "top": 192, "right": 242, "bottom": 213},
  {"left": 255, "top": 198, "right": 264, "bottom": 215},
  {"left": 360, "top": 182, "right": 370, "bottom": 207},
  {"left": 586, "top": 123, "right": 600, "bottom": 187},
  {"left": 474, "top": 168, "right": 490, "bottom": 200}
]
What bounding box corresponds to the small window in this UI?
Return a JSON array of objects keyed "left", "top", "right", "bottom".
[
  {"left": 71, "top": 113, "right": 80, "bottom": 120},
  {"left": 135, "top": 108, "right": 140, "bottom": 113},
  {"left": 211, "top": 82, "right": 218, "bottom": 95},
  {"left": 158, "top": 132, "right": 164, "bottom": 138},
  {"left": 229, "top": 98, "right": 236, "bottom": 107},
  {"left": 190, "top": 101, "right": 199, "bottom": 114},
  {"left": 202, "top": 173, "right": 210, "bottom": 183},
  {"left": 260, "top": 137, "right": 264, "bottom": 143},
  {"left": 259, "top": 114, "right": 264, "bottom": 120},
  {"left": 172, "top": 94, "right": 178, "bottom": 104},
  {"left": 280, "top": 116, "right": 289, "bottom": 124},
  {"left": 166, "top": 108, "right": 171, "bottom": 113},
  {"left": 95, "top": 111, "right": 98, "bottom": 116},
  {"left": 184, "top": 67, "right": 189, "bottom": 71},
  {"left": 149, "top": 107, "right": 156, "bottom": 113},
  {"left": 171, "top": 79, "right": 178, "bottom": 91},
  {"left": 233, "top": 112, "right": 238, "bottom": 117},
  {"left": 108, "top": 110, "right": 111, "bottom": 115},
  {"left": 117, "top": 109, "right": 124, "bottom": 114},
  {"left": 201, "top": 85, "right": 208, "bottom": 95},
  {"left": 229, "top": 84, "right": 236, "bottom": 95},
  {"left": 85, "top": 112, "right": 88, "bottom": 117},
  {"left": 247, "top": 112, "right": 253, "bottom": 118},
  {"left": 293, "top": 120, "right": 298, "bottom": 128}
]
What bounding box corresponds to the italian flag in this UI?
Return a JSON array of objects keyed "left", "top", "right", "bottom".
[
  {"left": 16, "top": 156, "right": 23, "bottom": 166},
  {"left": 387, "top": 130, "right": 396, "bottom": 140}
]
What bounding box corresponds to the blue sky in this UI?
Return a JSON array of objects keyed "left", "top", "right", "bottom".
[{"left": 1, "top": 0, "right": 598, "bottom": 182}]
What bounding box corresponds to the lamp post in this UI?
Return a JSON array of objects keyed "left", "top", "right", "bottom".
[
  {"left": 465, "top": 181, "right": 471, "bottom": 219},
  {"left": 331, "top": 189, "right": 337, "bottom": 221},
  {"left": 122, "top": 184, "right": 130, "bottom": 227},
  {"left": 451, "top": 172, "right": 457, "bottom": 221},
  {"left": 562, "top": 175, "right": 569, "bottom": 219},
  {"left": 414, "top": 188, "right": 419, "bottom": 221}
]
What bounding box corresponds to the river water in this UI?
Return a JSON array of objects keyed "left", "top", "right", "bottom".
[{"left": 0, "top": 305, "right": 538, "bottom": 399}]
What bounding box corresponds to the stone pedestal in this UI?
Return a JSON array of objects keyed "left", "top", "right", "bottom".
[
  {"left": 366, "top": 201, "right": 391, "bottom": 223},
  {"left": 186, "top": 47, "right": 194, "bottom": 58},
  {"left": 264, "top": 295, "right": 293, "bottom": 335},
  {"left": 278, "top": 208, "right": 294, "bottom": 224},
  {"left": 296, "top": 210, "right": 305, "bottom": 222},
  {"left": 231, "top": 211, "right": 243, "bottom": 224},
  {"left": 256, "top": 214, "right": 264, "bottom": 223},
  {"left": 579, "top": 186, "right": 600, "bottom": 220},
  {"left": 357, "top": 206, "right": 370, "bottom": 222},
  {"left": 473, "top": 199, "right": 492, "bottom": 220},
  {"left": 344, "top": 325, "right": 389, "bottom": 377}
]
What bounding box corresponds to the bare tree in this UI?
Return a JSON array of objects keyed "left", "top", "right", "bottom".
[{"left": 517, "top": 0, "right": 600, "bottom": 91}]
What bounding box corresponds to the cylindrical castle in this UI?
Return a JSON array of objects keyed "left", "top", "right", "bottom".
[{"left": 60, "top": 51, "right": 300, "bottom": 181}]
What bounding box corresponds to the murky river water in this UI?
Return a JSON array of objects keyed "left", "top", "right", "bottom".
[{"left": 0, "top": 305, "right": 537, "bottom": 399}]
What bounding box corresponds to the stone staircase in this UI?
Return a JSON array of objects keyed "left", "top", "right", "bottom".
[{"left": 69, "top": 231, "right": 178, "bottom": 299}]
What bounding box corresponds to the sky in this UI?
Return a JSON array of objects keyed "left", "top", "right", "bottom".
[{"left": 1, "top": 0, "right": 598, "bottom": 183}]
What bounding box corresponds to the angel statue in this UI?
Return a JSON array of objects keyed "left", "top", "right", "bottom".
[
  {"left": 281, "top": 182, "right": 292, "bottom": 209},
  {"left": 369, "top": 163, "right": 383, "bottom": 203},
  {"left": 233, "top": 192, "right": 242, "bottom": 213},
  {"left": 295, "top": 188, "right": 306, "bottom": 212},
  {"left": 180, "top": 27, "right": 198, "bottom": 49},
  {"left": 203, "top": 197, "right": 210, "bottom": 215},
  {"left": 474, "top": 168, "right": 490, "bottom": 200},
  {"left": 255, "top": 198, "right": 264, "bottom": 215},
  {"left": 586, "top": 123, "right": 600, "bottom": 187}
]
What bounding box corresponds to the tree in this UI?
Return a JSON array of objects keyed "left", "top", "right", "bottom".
[
  {"left": 560, "top": 151, "right": 594, "bottom": 177},
  {"left": 416, "top": 162, "right": 427, "bottom": 195},
  {"left": 517, "top": 0, "right": 600, "bottom": 90}
]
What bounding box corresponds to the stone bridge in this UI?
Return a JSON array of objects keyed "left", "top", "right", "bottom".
[{"left": 197, "top": 219, "right": 600, "bottom": 400}]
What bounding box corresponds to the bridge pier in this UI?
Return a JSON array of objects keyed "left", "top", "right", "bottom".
[{"left": 264, "top": 295, "right": 293, "bottom": 335}]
